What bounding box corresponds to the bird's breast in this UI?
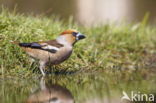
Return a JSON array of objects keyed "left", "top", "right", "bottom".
[{"left": 49, "top": 46, "right": 73, "bottom": 65}]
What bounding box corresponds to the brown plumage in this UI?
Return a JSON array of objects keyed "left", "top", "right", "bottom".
[
  {"left": 13, "top": 29, "right": 85, "bottom": 76},
  {"left": 60, "top": 29, "right": 78, "bottom": 35}
]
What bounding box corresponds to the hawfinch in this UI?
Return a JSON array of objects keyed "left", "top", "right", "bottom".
[{"left": 14, "top": 29, "right": 85, "bottom": 76}]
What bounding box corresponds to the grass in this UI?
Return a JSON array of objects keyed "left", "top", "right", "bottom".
[{"left": 0, "top": 9, "right": 156, "bottom": 103}]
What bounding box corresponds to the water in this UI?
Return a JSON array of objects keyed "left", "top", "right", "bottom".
[
  {"left": 0, "top": 0, "right": 156, "bottom": 25},
  {"left": 25, "top": 77, "right": 74, "bottom": 103},
  {"left": 0, "top": 71, "right": 156, "bottom": 103}
]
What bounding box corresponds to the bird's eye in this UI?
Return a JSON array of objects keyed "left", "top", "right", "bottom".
[{"left": 72, "top": 32, "right": 77, "bottom": 37}]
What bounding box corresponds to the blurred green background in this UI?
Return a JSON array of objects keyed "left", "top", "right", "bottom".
[{"left": 0, "top": 0, "right": 156, "bottom": 26}]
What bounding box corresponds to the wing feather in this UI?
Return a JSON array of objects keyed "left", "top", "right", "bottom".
[{"left": 18, "top": 40, "right": 63, "bottom": 53}]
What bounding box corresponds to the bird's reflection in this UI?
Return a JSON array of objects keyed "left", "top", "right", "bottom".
[{"left": 25, "top": 77, "right": 74, "bottom": 103}]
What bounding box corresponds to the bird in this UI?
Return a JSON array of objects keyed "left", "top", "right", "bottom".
[
  {"left": 25, "top": 77, "right": 74, "bottom": 103},
  {"left": 13, "top": 29, "right": 85, "bottom": 76}
]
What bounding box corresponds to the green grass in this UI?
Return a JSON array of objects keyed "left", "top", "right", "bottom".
[{"left": 0, "top": 9, "right": 156, "bottom": 103}]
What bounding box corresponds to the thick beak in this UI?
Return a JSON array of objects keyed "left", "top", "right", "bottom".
[{"left": 77, "top": 32, "right": 86, "bottom": 40}]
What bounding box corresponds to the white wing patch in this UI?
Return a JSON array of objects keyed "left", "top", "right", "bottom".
[{"left": 42, "top": 45, "right": 60, "bottom": 51}]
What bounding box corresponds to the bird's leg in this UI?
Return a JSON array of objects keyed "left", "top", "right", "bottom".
[
  {"left": 40, "top": 77, "right": 46, "bottom": 90},
  {"left": 44, "top": 63, "right": 52, "bottom": 75},
  {"left": 39, "top": 61, "right": 46, "bottom": 76},
  {"left": 48, "top": 63, "right": 53, "bottom": 74},
  {"left": 49, "top": 66, "right": 52, "bottom": 74}
]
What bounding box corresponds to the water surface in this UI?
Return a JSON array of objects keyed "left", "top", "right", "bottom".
[{"left": 0, "top": 70, "right": 156, "bottom": 103}]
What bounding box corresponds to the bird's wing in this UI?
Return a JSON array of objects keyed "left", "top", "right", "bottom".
[{"left": 18, "top": 40, "right": 63, "bottom": 53}]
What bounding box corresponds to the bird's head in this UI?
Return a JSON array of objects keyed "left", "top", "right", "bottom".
[{"left": 56, "top": 29, "right": 86, "bottom": 46}]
